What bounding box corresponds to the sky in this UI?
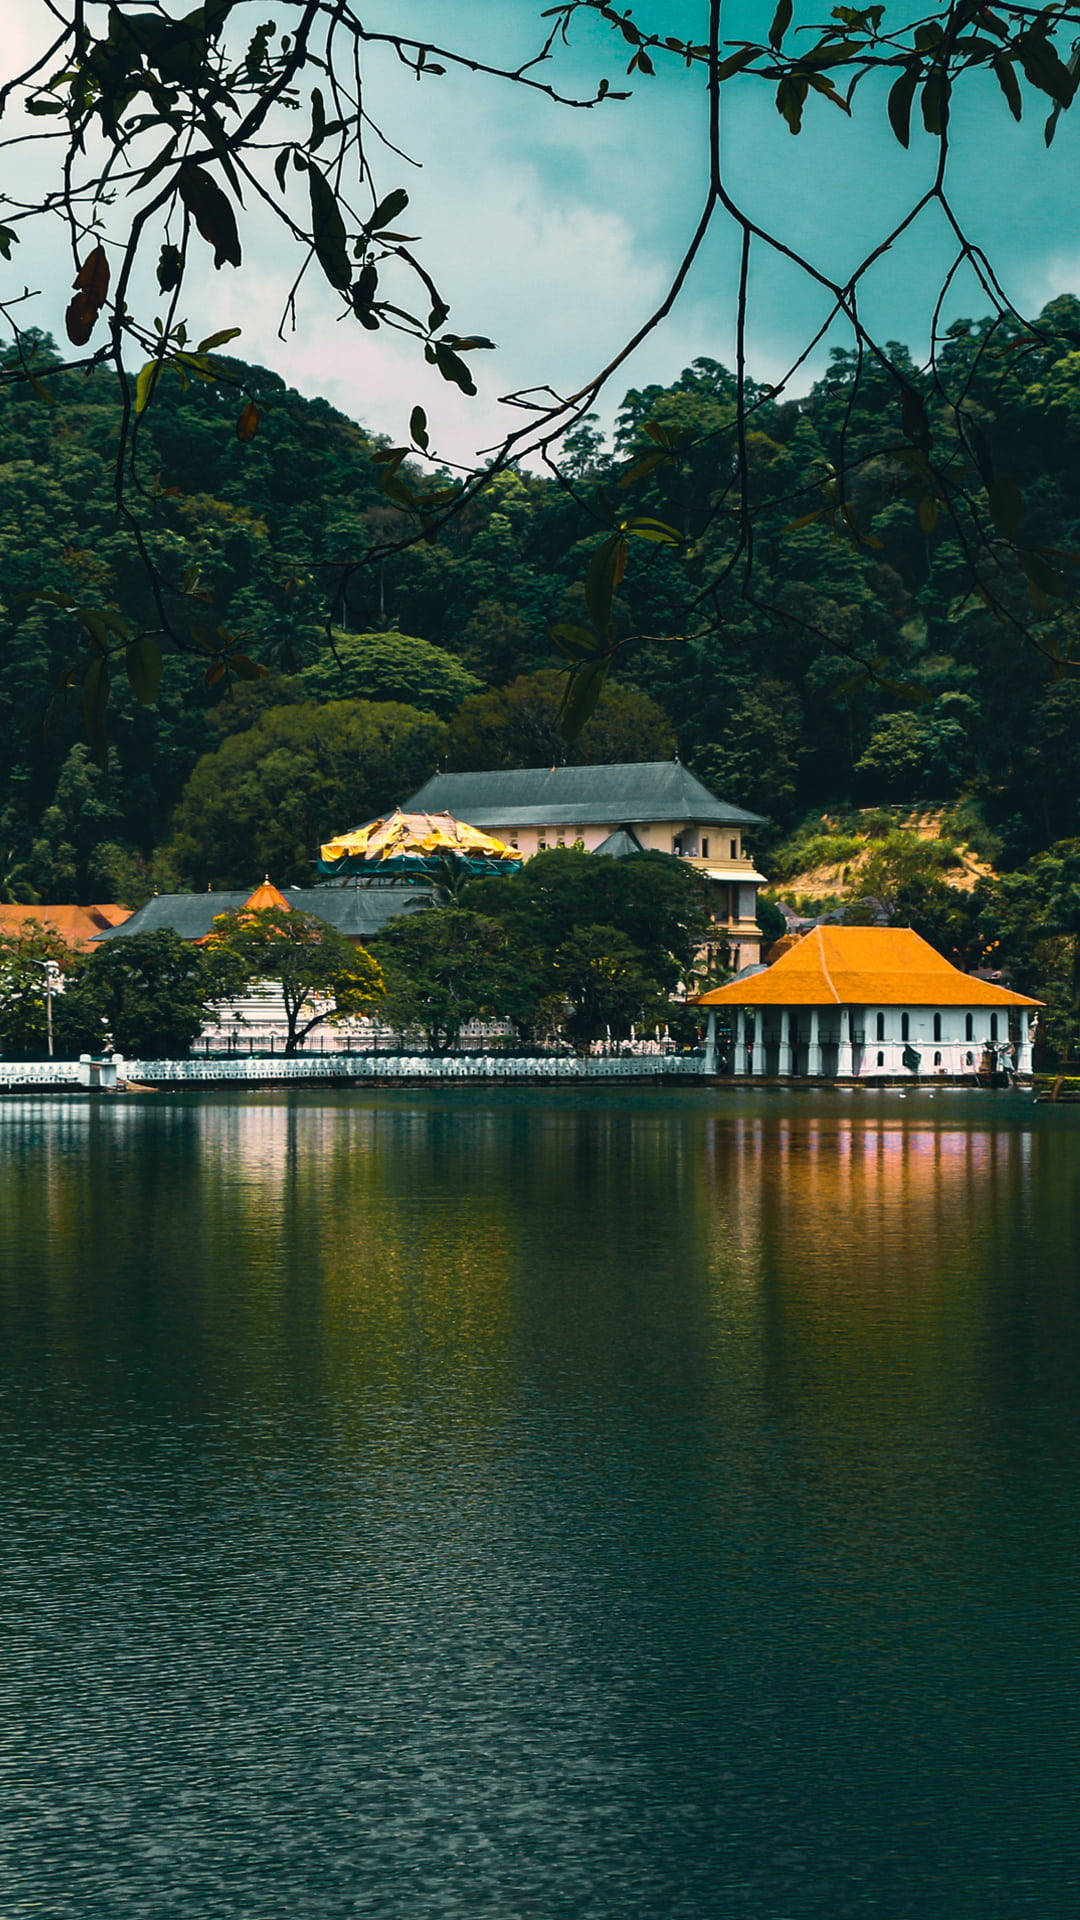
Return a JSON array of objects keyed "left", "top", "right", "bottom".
[{"left": 5, "top": 1, "right": 1080, "bottom": 462}]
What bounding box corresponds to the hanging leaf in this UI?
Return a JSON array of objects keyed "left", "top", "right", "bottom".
[
  {"left": 125, "top": 632, "right": 163, "bottom": 705},
  {"left": 228, "top": 654, "right": 268, "bottom": 680},
  {"left": 991, "top": 53, "right": 1022, "bottom": 120},
  {"left": 134, "top": 360, "right": 162, "bottom": 414},
  {"left": 308, "top": 166, "right": 352, "bottom": 291},
  {"left": 156, "top": 242, "right": 182, "bottom": 292},
  {"left": 558, "top": 657, "right": 609, "bottom": 743},
  {"left": 887, "top": 63, "right": 919, "bottom": 146},
  {"left": 64, "top": 244, "right": 110, "bottom": 346},
  {"left": 236, "top": 400, "right": 260, "bottom": 441},
  {"left": 409, "top": 405, "right": 429, "bottom": 451},
  {"left": 584, "top": 533, "right": 627, "bottom": 634},
  {"left": 550, "top": 623, "right": 603, "bottom": 660},
  {"left": 177, "top": 163, "right": 242, "bottom": 269},
  {"left": 769, "top": 0, "right": 793, "bottom": 52},
  {"left": 776, "top": 74, "right": 809, "bottom": 133},
  {"left": 899, "top": 383, "right": 931, "bottom": 453},
  {"left": 916, "top": 495, "right": 939, "bottom": 534},
  {"left": 434, "top": 344, "right": 477, "bottom": 394}
]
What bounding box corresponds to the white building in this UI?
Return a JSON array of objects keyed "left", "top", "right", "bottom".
[
  {"left": 693, "top": 926, "right": 1041, "bottom": 1078},
  {"left": 405, "top": 760, "right": 769, "bottom": 968}
]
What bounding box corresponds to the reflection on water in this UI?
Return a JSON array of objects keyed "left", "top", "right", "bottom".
[{"left": 0, "top": 1089, "right": 1078, "bottom": 1919}]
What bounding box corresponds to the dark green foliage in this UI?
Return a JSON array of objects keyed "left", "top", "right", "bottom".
[
  {"left": 209, "top": 906, "right": 382, "bottom": 1053},
  {"left": 299, "top": 630, "right": 481, "bottom": 717},
  {"left": 166, "top": 700, "right": 447, "bottom": 888},
  {"left": 370, "top": 907, "right": 536, "bottom": 1052},
  {"left": 447, "top": 671, "right": 675, "bottom": 771},
  {"left": 65, "top": 931, "right": 231, "bottom": 1058}
]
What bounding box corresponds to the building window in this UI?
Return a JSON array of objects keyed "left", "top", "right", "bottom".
[
  {"left": 877, "top": 1050, "right": 885, "bottom": 1067},
  {"left": 933, "top": 1013, "right": 942, "bottom": 1042},
  {"left": 934, "top": 1050, "right": 942, "bottom": 1067},
  {"left": 538, "top": 832, "right": 548, "bottom": 850},
  {"left": 990, "top": 1012, "right": 998, "bottom": 1043},
  {"left": 730, "top": 838, "right": 738, "bottom": 859},
  {"left": 876, "top": 1012, "right": 885, "bottom": 1042},
  {"left": 965, "top": 1051, "right": 974, "bottom": 1066},
  {"left": 901, "top": 1012, "right": 910, "bottom": 1042},
  {"left": 965, "top": 1012, "right": 974, "bottom": 1042},
  {"left": 672, "top": 835, "right": 681, "bottom": 855},
  {"left": 701, "top": 836, "right": 709, "bottom": 858}
]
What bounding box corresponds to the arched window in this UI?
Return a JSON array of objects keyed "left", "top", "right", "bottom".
[
  {"left": 933, "top": 1013, "right": 942, "bottom": 1043},
  {"left": 876, "top": 1050, "right": 885, "bottom": 1067},
  {"left": 876, "top": 1012, "right": 885, "bottom": 1042},
  {"left": 990, "top": 1012, "right": 998, "bottom": 1043},
  {"left": 965, "top": 1051, "right": 974, "bottom": 1067},
  {"left": 965, "top": 1013, "right": 974, "bottom": 1042},
  {"left": 934, "top": 1051, "right": 942, "bottom": 1067},
  {"left": 901, "top": 1012, "right": 910, "bottom": 1043}
]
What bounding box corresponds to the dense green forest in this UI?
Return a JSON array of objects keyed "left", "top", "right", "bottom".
[{"left": 1, "top": 304, "right": 1078, "bottom": 1049}]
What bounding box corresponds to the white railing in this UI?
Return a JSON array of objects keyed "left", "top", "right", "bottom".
[{"left": 123, "top": 1053, "right": 707, "bottom": 1083}]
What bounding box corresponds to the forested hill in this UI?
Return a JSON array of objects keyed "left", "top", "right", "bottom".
[{"left": 1, "top": 302, "right": 1079, "bottom": 912}]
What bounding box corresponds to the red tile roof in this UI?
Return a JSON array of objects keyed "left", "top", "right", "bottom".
[{"left": 0, "top": 903, "right": 132, "bottom": 951}]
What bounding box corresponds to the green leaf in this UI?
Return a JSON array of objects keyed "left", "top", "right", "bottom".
[
  {"left": 769, "top": 0, "right": 793, "bottom": 52},
  {"left": 274, "top": 147, "right": 291, "bottom": 193},
  {"left": 921, "top": 69, "right": 949, "bottom": 135},
  {"left": 988, "top": 473, "right": 1022, "bottom": 539},
  {"left": 229, "top": 654, "right": 268, "bottom": 680},
  {"left": 308, "top": 166, "right": 352, "bottom": 292},
  {"left": 134, "top": 361, "right": 161, "bottom": 414},
  {"left": 369, "top": 187, "right": 410, "bottom": 232},
  {"left": 0, "top": 225, "right": 19, "bottom": 260},
  {"left": 156, "top": 242, "right": 182, "bottom": 292},
  {"left": 715, "top": 47, "right": 758, "bottom": 82},
  {"left": 197, "top": 327, "right": 241, "bottom": 352},
  {"left": 550, "top": 622, "right": 603, "bottom": 660},
  {"left": 623, "top": 516, "right": 681, "bottom": 544},
  {"left": 125, "top": 632, "right": 163, "bottom": 705},
  {"left": 783, "top": 508, "right": 826, "bottom": 532},
  {"left": 434, "top": 344, "right": 477, "bottom": 395},
  {"left": 887, "top": 63, "right": 919, "bottom": 146},
  {"left": 409, "top": 405, "right": 429, "bottom": 451},
  {"left": 310, "top": 86, "right": 327, "bottom": 151},
  {"left": 584, "top": 533, "right": 627, "bottom": 634},
  {"left": 236, "top": 400, "right": 260, "bottom": 442},
  {"left": 558, "top": 657, "right": 609, "bottom": 743},
  {"left": 991, "top": 53, "right": 1022, "bottom": 120},
  {"left": 1018, "top": 33, "right": 1076, "bottom": 110},
  {"left": 916, "top": 494, "right": 939, "bottom": 534},
  {"left": 776, "top": 74, "right": 809, "bottom": 134}
]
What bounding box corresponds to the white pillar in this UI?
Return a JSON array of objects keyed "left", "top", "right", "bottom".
[
  {"left": 806, "top": 1006, "right": 822, "bottom": 1078},
  {"left": 704, "top": 1009, "right": 718, "bottom": 1076},
  {"left": 732, "top": 1007, "right": 746, "bottom": 1075},
  {"left": 1018, "top": 1009, "right": 1034, "bottom": 1076},
  {"left": 751, "top": 1012, "right": 766, "bottom": 1077},
  {"left": 836, "top": 1007, "right": 853, "bottom": 1079},
  {"left": 777, "top": 1007, "right": 793, "bottom": 1077}
]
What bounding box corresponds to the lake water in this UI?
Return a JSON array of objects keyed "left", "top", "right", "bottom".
[{"left": 1, "top": 1088, "right": 1078, "bottom": 1919}]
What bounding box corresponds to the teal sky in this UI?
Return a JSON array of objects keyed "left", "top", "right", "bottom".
[{"left": 6, "top": 2, "right": 1080, "bottom": 457}]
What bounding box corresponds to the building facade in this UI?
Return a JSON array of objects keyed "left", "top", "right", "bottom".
[
  {"left": 694, "top": 926, "right": 1041, "bottom": 1078},
  {"left": 405, "top": 761, "right": 769, "bottom": 969}
]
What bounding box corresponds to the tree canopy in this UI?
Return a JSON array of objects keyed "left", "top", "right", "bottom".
[{"left": 4, "top": 2, "right": 1080, "bottom": 748}]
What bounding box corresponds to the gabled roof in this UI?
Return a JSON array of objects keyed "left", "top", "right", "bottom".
[
  {"left": 593, "top": 826, "right": 646, "bottom": 859},
  {"left": 404, "top": 761, "right": 767, "bottom": 829},
  {"left": 92, "top": 885, "right": 431, "bottom": 943},
  {"left": 0, "top": 902, "right": 132, "bottom": 950},
  {"left": 692, "top": 925, "right": 1042, "bottom": 1008}
]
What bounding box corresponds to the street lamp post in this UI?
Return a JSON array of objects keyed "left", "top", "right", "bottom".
[{"left": 25, "top": 957, "right": 61, "bottom": 1059}]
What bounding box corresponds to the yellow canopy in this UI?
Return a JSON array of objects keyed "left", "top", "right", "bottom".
[{"left": 319, "top": 809, "right": 520, "bottom": 871}]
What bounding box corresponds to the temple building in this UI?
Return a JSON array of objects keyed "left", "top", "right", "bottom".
[
  {"left": 693, "top": 926, "right": 1041, "bottom": 1079},
  {"left": 405, "top": 761, "right": 769, "bottom": 969}
]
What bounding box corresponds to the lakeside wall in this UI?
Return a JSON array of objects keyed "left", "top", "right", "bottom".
[{"left": 0, "top": 1053, "right": 708, "bottom": 1089}]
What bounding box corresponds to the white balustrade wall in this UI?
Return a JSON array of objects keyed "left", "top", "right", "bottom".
[{"left": 0, "top": 1053, "right": 706, "bottom": 1088}]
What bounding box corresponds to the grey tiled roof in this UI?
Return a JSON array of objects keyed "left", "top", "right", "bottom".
[
  {"left": 404, "top": 761, "right": 767, "bottom": 828},
  {"left": 593, "top": 827, "right": 646, "bottom": 858},
  {"left": 92, "top": 886, "right": 432, "bottom": 942}
]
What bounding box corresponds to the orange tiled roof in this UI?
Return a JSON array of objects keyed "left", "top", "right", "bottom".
[
  {"left": 242, "top": 880, "right": 292, "bottom": 912},
  {"left": 0, "top": 903, "right": 132, "bottom": 951},
  {"left": 693, "top": 925, "right": 1042, "bottom": 1009}
]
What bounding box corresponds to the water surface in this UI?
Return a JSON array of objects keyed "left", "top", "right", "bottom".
[{"left": 1, "top": 1088, "right": 1078, "bottom": 1918}]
